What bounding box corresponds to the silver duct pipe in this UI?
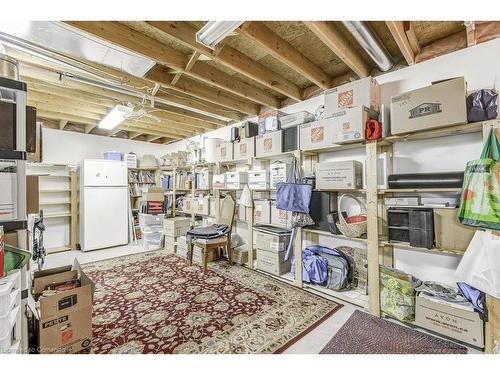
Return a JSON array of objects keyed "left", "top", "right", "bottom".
[
  {"left": 342, "top": 21, "right": 393, "bottom": 72},
  {"left": 0, "top": 32, "right": 231, "bottom": 122}
]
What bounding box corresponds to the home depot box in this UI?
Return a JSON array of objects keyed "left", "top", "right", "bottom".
[
  {"left": 194, "top": 196, "right": 210, "bottom": 216},
  {"left": 270, "top": 201, "right": 292, "bottom": 228},
  {"left": 415, "top": 293, "right": 484, "bottom": 348},
  {"left": 181, "top": 197, "right": 192, "bottom": 213},
  {"left": 256, "top": 249, "right": 291, "bottom": 276},
  {"left": 330, "top": 106, "right": 379, "bottom": 144},
  {"left": 248, "top": 170, "right": 269, "bottom": 190},
  {"left": 256, "top": 130, "right": 283, "bottom": 157},
  {"left": 233, "top": 137, "right": 255, "bottom": 160},
  {"left": 433, "top": 208, "right": 475, "bottom": 253},
  {"left": 212, "top": 174, "right": 226, "bottom": 189},
  {"left": 390, "top": 77, "right": 468, "bottom": 135},
  {"left": 253, "top": 199, "right": 271, "bottom": 224},
  {"left": 226, "top": 171, "right": 248, "bottom": 190},
  {"left": 32, "top": 260, "right": 95, "bottom": 354},
  {"left": 324, "top": 77, "right": 381, "bottom": 117},
  {"left": 270, "top": 162, "right": 289, "bottom": 189},
  {"left": 315, "top": 161, "right": 363, "bottom": 190},
  {"left": 215, "top": 141, "right": 234, "bottom": 162},
  {"left": 299, "top": 118, "right": 339, "bottom": 150}
]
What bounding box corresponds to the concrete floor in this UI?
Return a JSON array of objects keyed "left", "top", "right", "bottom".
[{"left": 44, "top": 244, "right": 477, "bottom": 354}]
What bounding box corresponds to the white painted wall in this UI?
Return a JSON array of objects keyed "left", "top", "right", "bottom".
[
  {"left": 161, "top": 38, "right": 500, "bottom": 285},
  {"left": 41, "top": 128, "right": 169, "bottom": 165}
]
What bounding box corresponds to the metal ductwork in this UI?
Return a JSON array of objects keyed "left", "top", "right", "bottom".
[{"left": 342, "top": 21, "right": 394, "bottom": 72}]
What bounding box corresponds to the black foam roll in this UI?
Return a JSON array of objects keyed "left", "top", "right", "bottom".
[{"left": 387, "top": 172, "right": 464, "bottom": 189}]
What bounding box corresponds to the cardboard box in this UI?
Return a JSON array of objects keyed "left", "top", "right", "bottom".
[
  {"left": 194, "top": 196, "right": 210, "bottom": 216},
  {"left": 233, "top": 137, "right": 255, "bottom": 160},
  {"left": 253, "top": 199, "right": 271, "bottom": 225},
  {"left": 247, "top": 170, "right": 269, "bottom": 190},
  {"left": 192, "top": 245, "right": 217, "bottom": 265},
  {"left": 415, "top": 293, "right": 484, "bottom": 348},
  {"left": 232, "top": 246, "right": 254, "bottom": 265},
  {"left": 215, "top": 141, "right": 234, "bottom": 162},
  {"left": 256, "top": 130, "right": 283, "bottom": 157},
  {"left": 256, "top": 248, "right": 291, "bottom": 276},
  {"left": 315, "top": 161, "right": 363, "bottom": 190},
  {"left": 225, "top": 171, "right": 248, "bottom": 190},
  {"left": 212, "top": 174, "right": 226, "bottom": 189},
  {"left": 390, "top": 77, "right": 467, "bottom": 135},
  {"left": 270, "top": 162, "right": 289, "bottom": 189},
  {"left": 182, "top": 197, "right": 192, "bottom": 213},
  {"left": 299, "top": 118, "right": 339, "bottom": 150},
  {"left": 433, "top": 208, "right": 475, "bottom": 253},
  {"left": 330, "top": 106, "right": 379, "bottom": 144},
  {"left": 255, "top": 230, "right": 290, "bottom": 252},
  {"left": 32, "top": 260, "right": 95, "bottom": 353},
  {"left": 146, "top": 187, "right": 164, "bottom": 202},
  {"left": 270, "top": 201, "right": 292, "bottom": 228},
  {"left": 164, "top": 217, "right": 191, "bottom": 230},
  {"left": 324, "top": 76, "right": 381, "bottom": 116}
]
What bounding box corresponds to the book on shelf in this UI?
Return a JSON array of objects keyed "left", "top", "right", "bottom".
[{"left": 128, "top": 170, "right": 156, "bottom": 184}]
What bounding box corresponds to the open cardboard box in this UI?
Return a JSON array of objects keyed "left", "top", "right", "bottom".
[{"left": 31, "top": 259, "right": 95, "bottom": 354}]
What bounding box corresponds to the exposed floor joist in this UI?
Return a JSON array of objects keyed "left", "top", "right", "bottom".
[
  {"left": 304, "top": 21, "right": 370, "bottom": 78},
  {"left": 171, "top": 51, "right": 200, "bottom": 86},
  {"left": 386, "top": 21, "right": 416, "bottom": 65},
  {"left": 239, "top": 22, "right": 332, "bottom": 90},
  {"left": 146, "top": 21, "right": 302, "bottom": 101},
  {"left": 66, "top": 21, "right": 276, "bottom": 109}
]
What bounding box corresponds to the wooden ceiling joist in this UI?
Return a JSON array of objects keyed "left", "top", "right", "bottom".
[
  {"left": 21, "top": 60, "right": 237, "bottom": 123},
  {"left": 65, "top": 21, "right": 187, "bottom": 71},
  {"left": 128, "top": 131, "right": 143, "bottom": 140},
  {"left": 147, "top": 66, "right": 260, "bottom": 115},
  {"left": 404, "top": 21, "right": 421, "bottom": 55},
  {"left": 147, "top": 21, "right": 302, "bottom": 101},
  {"left": 239, "top": 22, "right": 332, "bottom": 90},
  {"left": 66, "top": 21, "right": 274, "bottom": 110},
  {"left": 145, "top": 135, "right": 162, "bottom": 142},
  {"left": 386, "top": 21, "right": 416, "bottom": 65},
  {"left": 171, "top": 51, "right": 200, "bottom": 86},
  {"left": 59, "top": 120, "right": 68, "bottom": 130},
  {"left": 304, "top": 21, "right": 370, "bottom": 78},
  {"left": 37, "top": 110, "right": 99, "bottom": 127},
  {"left": 465, "top": 22, "right": 476, "bottom": 47}
]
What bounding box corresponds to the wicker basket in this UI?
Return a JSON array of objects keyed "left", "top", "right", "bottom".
[{"left": 336, "top": 194, "right": 367, "bottom": 238}]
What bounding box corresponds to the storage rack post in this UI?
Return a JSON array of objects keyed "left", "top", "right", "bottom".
[
  {"left": 70, "top": 168, "right": 78, "bottom": 250},
  {"left": 365, "top": 140, "right": 381, "bottom": 316},
  {"left": 292, "top": 149, "right": 303, "bottom": 288}
]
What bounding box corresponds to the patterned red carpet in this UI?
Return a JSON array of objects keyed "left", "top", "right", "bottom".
[
  {"left": 83, "top": 251, "right": 342, "bottom": 354},
  {"left": 320, "top": 310, "right": 468, "bottom": 354}
]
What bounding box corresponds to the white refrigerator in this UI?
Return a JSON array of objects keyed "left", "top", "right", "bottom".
[{"left": 79, "top": 159, "right": 129, "bottom": 252}]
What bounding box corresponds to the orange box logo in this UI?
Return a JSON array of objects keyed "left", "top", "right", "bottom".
[
  {"left": 311, "top": 127, "right": 324, "bottom": 143},
  {"left": 61, "top": 328, "right": 73, "bottom": 344},
  {"left": 338, "top": 89, "right": 354, "bottom": 108},
  {"left": 342, "top": 121, "right": 351, "bottom": 130},
  {"left": 264, "top": 139, "right": 273, "bottom": 152}
]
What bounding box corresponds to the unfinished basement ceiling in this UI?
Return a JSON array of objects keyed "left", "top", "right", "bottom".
[{"left": 1, "top": 20, "right": 498, "bottom": 143}]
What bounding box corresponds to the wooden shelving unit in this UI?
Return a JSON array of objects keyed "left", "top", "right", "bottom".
[{"left": 26, "top": 163, "right": 78, "bottom": 253}]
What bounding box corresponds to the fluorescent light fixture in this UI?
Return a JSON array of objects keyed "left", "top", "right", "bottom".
[
  {"left": 196, "top": 21, "right": 243, "bottom": 50},
  {"left": 98, "top": 105, "right": 133, "bottom": 130}
]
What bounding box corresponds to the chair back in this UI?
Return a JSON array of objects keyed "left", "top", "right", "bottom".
[{"left": 218, "top": 195, "right": 235, "bottom": 228}]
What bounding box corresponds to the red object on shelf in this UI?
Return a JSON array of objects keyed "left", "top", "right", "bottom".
[{"left": 345, "top": 215, "right": 367, "bottom": 224}]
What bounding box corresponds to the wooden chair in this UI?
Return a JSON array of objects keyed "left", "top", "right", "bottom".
[{"left": 188, "top": 195, "right": 236, "bottom": 272}]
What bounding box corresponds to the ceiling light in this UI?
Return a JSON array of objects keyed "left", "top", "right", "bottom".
[
  {"left": 98, "top": 105, "right": 133, "bottom": 130},
  {"left": 196, "top": 21, "right": 243, "bottom": 50}
]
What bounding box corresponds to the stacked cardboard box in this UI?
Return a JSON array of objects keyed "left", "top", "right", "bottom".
[
  {"left": 255, "top": 229, "right": 291, "bottom": 276},
  {"left": 30, "top": 260, "right": 95, "bottom": 354},
  {"left": 164, "top": 217, "right": 191, "bottom": 253}
]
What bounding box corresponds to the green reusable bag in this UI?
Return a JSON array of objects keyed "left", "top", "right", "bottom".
[{"left": 458, "top": 129, "right": 500, "bottom": 230}]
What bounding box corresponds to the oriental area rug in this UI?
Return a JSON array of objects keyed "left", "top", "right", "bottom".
[
  {"left": 83, "top": 251, "right": 342, "bottom": 354},
  {"left": 320, "top": 310, "right": 468, "bottom": 354}
]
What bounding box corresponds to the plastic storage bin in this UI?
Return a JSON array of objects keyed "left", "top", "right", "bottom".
[
  {"left": 139, "top": 213, "right": 163, "bottom": 229},
  {"left": 141, "top": 230, "right": 163, "bottom": 251}
]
